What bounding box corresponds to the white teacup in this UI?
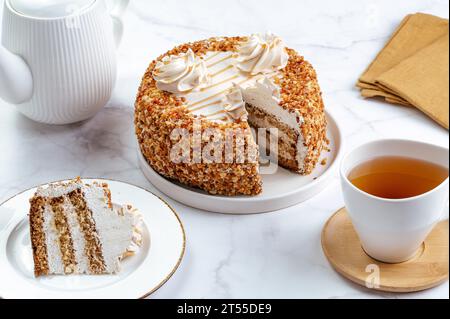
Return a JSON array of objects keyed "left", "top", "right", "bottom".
[{"left": 340, "top": 139, "right": 449, "bottom": 263}]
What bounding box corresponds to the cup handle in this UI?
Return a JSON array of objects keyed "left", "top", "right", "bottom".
[{"left": 109, "top": 0, "right": 130, "bottom": 47}]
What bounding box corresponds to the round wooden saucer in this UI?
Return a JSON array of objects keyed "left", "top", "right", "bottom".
[{"left": 322, "top": 208, "right": 449, "bottom": 293}]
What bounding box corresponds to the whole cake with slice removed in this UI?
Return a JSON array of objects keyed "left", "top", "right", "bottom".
[
  {"left": 135, "top": 33, "right": 327, "bottom": 196},
  {"left": 29, "top": 178, "right": 142, "bottom": 277}
]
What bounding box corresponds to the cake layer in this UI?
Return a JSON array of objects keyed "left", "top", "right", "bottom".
[
  {"left": 42, "top": 201, "right": 65, "bottom": 274},
  {"left": 262, "top": 141, "right": 301, "bottom": 172},
  {"left": 29, "top": 196, "right": 49, "bottom": 277},
  {"left": 63, "top": 196, "right": 90, "bottom": 274}
]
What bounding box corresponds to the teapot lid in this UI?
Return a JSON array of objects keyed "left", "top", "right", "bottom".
[{"left": 9, "top": 0, "right": 95, "bottom": 18}]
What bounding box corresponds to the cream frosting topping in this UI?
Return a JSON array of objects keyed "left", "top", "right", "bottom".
[
  {"left": 237, "top": 32, "right": 289, "bottom": 75},
  {"left": 254, "top": 77, "right": 281, "bottom": 101},
  {"left": 150, "top": 34, "right": 291, "bottom": 126},
  {"left": 153, "top": 49, "right": 211, "bottom": 94},
  {"left": 222, "top": 84, "right": 248, "bottom": 121},
  {"left": 179, "top": 51, "right": 280, "bottom": 123}
]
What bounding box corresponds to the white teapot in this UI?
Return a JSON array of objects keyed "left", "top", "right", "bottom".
[{"left": 0, "top": 0, "right": 129, "bottom": 124}]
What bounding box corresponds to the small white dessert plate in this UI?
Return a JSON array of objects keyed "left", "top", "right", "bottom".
[
  {"left": 0, "top": 179, "right": 186, "bottom": 299},
  {"left": 138, "top": 110, "right": 343, "bottom": 214}
]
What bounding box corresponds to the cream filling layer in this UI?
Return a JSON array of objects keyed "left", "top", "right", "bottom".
[{"left": 83, "top": 186, "right": 134, "bottom": 274}]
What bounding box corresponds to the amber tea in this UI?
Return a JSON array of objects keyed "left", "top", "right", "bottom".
[{"left": 348, "top": 156, "right": 448, "bottom": 199}]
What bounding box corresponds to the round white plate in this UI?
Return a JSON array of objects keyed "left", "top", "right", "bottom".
[
  {"left": 138, "top": 110, "right": 343, "bottom": 214},
  {"left": 0, "top": 179, "right": 186, "bottom": 299}
]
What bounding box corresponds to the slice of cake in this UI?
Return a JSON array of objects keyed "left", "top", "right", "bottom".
[
  {"left": 29, "top": 178, "right": 142, "bottom": 277},
  {"left": 135, "top": 32, "right": 327, "bottom": 196}
]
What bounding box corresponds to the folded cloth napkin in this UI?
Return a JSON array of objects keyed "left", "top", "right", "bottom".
[
  {"left": 360, "top": 88, "right": 410, "bottom": 106},
  {"left": 376, "top": 34, "right": 449, "bottom": 128},
  {"left": 357, "top": 13, "right": 449, "bottom": 129}
]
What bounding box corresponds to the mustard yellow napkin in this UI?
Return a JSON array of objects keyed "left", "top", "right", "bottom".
[
  {"left": 376, "top": 34, "right": 449, "bottom": 128},
  {"left": 357, "top": 13, "right": 449, "bottom": 129},
  {"left": 358, "top": 13, "right": 449, "bottom": 89},
  {"left": 360, "top": 88, "right": 410, "bottom": 106}
]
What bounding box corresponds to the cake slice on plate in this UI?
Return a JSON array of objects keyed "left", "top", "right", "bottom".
[{"left": 29, "top": 178, "right": 142, "bottom": 277}]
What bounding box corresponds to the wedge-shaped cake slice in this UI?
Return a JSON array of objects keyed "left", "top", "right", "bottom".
[{"left": 29, "top": 178, "right": 142, "bottom": 277}]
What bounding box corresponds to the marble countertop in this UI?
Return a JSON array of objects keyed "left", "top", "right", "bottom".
[{"left": 0, "top": 0, "right": 449, "bottom": 299}]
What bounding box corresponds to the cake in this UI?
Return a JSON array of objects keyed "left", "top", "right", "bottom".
[
  {"left": 29, "top": 178, "right": 142, "bottom": 277},
  {"left": 135, "top": 32, "right": 327, "bottom": 196}
]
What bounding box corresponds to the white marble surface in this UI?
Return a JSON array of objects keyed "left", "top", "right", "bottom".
[{"left": 0, "top": 0, "right": 449, "bottom": 299}]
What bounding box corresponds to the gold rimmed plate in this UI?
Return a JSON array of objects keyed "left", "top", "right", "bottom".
[{"left": 0, "top": 178, "right": 186, "bottom": 299}]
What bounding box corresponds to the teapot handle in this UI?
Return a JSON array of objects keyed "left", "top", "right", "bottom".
[{"left": 109, "top": 0, "right": 130, "bottom": 47}]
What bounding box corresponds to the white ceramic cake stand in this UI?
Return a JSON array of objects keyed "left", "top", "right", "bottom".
[
  {"left": 0, "top": 179, "right": 185, "bottom": 299},
  {"left": 138, "top": 110, "right": 343, "bottom": 214}
]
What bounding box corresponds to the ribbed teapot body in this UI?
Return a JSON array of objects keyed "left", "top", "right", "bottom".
[{"left": 2, "top": 0, "right": 116, "bottom": 124}]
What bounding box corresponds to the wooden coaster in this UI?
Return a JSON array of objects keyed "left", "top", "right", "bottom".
[{"left": 322, "top": 208, "right": 449, "bottom": 293}]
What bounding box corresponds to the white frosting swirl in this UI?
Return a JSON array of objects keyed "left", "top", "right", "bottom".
[
  {"left": 237, "top": 32, "right": 289, "bottom": 75},
  {"left": 223, "top": 84, "right": 248, "bottom": 121},
  {"left": 153, "top": 49, "right": 210, "bottom": 94},
  {"left": 256, "top": 77, "right": 281, "bottom": 102}
]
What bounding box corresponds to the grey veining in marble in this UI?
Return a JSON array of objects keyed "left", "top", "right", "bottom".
[{"left": 0, "top": 0, "right": 448, "bottom": 299}]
